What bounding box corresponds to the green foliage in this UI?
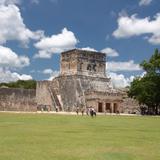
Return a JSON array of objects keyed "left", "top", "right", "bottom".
[
  {"left": 0, "top": 80, "right": 36, "bottom": 89},
  {"left": 140, "top": 49, "right": 160, "bottom": 74},
  {"left": 128, "top": 49, "right": 160, "bottom": 114}
]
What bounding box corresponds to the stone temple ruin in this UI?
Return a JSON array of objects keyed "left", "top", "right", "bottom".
[
  {"left": 36, "top": 49, "right": 124, "bottom": 113},
  {"left": 0, "top": 49, "right": 140, "bottom": 114}
]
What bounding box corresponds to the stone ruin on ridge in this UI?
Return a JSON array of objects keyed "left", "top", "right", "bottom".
[{"left": 36, "top": 49, "right": 124, "bottom": 113}]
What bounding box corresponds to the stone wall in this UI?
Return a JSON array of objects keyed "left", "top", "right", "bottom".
[
  {"left": 0, "top": 88, "right": 37, "bottom": 111},
  {"left": 49, "top": 74, "right": 116, "bottom": 111},
  {"left": 36, "top": 81, "right": 53, "bottom": 108},
  {"left": 85, "top": 90, "right": 123, "bottom": 113},
  {"left": 121, "top": 97, "right": 140, "bottom": 114}
]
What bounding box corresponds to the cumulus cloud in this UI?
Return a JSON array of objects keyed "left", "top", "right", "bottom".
[
  {"left": 139, "top": 0, "right": 152, "bottom": 6},
  {"left": 0, "top": 4, "right": 44, "bottom": 45},
  {"left": 42, "top": 68, "right": 59, "bottom": 80},
  {"left": 0, "top": 46, "right": 30, "bottom": 68},
  {"left": 0, "top": 68, "right": 32, "bottom": 83},
  {"left": 148, "top": 34, "right": 160, "bottom": 44},
  {"left": 101, "top": 47, "right": 119, "bottom": 57},
  {"left": 113, "top": 13, "right": 160, "bottom": 44},
  {"left": 43, "top": 68, "right": 54, "bottom": 75},
  {"left": 107, "top": 60, "right": 141, "bottom": 72},
  {"left": 108, "top": 71, "right": 147, "bottom": 88},
  {"left": 0, "top": 0, "right": 21, "bottom": 5},
  {"left": 34, "top": 28, "right": 78, "bottom": 58},
  {"left": 48, "top": 70, "right": 59, "bottom": 81},
  {"left": 14, "top": 73, "right": 32, "bottom": 80},
  {"left": 81, "top": 47, "right": 97, "bottom": 52},
  {"left": 108, "top": 72, "right": 134, "bottom": 88}
]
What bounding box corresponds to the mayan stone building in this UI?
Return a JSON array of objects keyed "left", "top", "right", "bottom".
[{"left": 36, "top": 49, "right": 124, "bottom": 113}]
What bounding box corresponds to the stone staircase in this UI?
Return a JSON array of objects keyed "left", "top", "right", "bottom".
[{"left": 48, "top": 87, "right": 62, "bottom": 111}]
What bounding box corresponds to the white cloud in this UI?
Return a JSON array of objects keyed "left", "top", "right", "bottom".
[
  {"left": 0, "top": 0, "right": 21, "bottom": 5},
  {"left": 139, "top": 0, "right": 152, "bottom": 6},
  {"left": 0, "top": 68, "right": 32, "bottom": 83},
  {"left": 43, "top": 68, "right": 53, "bottom": 75},
  {"left": 140, "top": 71, "right": 146, "bottom": 77},
  {"left": 48, "top": 71, "right": 59, "bottom": 81},
  {"left": 0, "top": 4, "right": 44, "bottom": 45},
  {"left": 0, "top": 46, "right": 30, "bottom": 68},
  {"left": 148, "top": 34, "right": 160, "bottom": 44},
  {"left": 113, "top": 13, "right": 160, "bottom": 44},
  {"left": 34, "top": 28, "right": 78, "bottom": 58},
  {"left": 15, "top": 73, "right": 32, "bottom": 80},
  {"left": 107, "top": 60, "right": 141, "bottom": 72},
  {"left": 108, "top": 72, "right": 134, "bottom": 88},
  {"left": 34, "top": 50, "right": 51, "bottom": 59},
  {"left": 101, "top": 47, "right": 119, "bottom": 57},
  {"left": 81, "top": 47, "right": 97, "bottom": 52},
  {"left": 108, "top": 71, "right": 147, "bottom": 88},
  {"left": 42, "top": 68, "right": 59, "bottom": 80}
]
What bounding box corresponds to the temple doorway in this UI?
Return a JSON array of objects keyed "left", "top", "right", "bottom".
[
  {"left": 113, "top": 103, "right": 118, "bottom": 113},
  {"left": 105, "top": 103, "right": 111, "bottom": 113},
  {"left": 98, "top": 102, "right": 103, "bottom": 112}
]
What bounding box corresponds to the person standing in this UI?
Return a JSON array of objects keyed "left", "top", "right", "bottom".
[
  {"left": 76, "top": 107, "right": 79, "bottom": 115},
  {"left": 81, "top": 108, "right": 84, "bottom": 116}
]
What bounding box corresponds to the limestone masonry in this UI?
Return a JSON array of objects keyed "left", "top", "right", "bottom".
[
  {"left": 0, "top": 88, "right": 36, "bottom": 111},
  {"left": 0, "top": 49, "right": 140, "bottom": 113},
  {"left": 37, "top": 49, "right": 136, "bottom": 113}
]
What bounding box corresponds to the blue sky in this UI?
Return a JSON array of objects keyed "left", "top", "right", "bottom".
[{"left": 0, "top": 0, "right": 160, "bottom": 88}]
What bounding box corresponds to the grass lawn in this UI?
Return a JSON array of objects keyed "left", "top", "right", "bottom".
[{"left": 0, "top": 113, "right": 160, "bottom": 160}]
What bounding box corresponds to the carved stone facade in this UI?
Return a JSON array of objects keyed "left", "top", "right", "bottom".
[
  {"left": 36, "top": 49, "right": 125, "bottom": 113},
  {"left": 60, "top": 50, "right": 106, "bottom": 77}
]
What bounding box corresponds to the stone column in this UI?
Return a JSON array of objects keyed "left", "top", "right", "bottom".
[
  {"left": 111, "top": 103, "right": 114, "bottom": 113},
  {"left": 117, "top": 103, "right": 119, "bottom": 113},
  {"left": 103, "top": 102, "right": 105, "bottom": 113}
]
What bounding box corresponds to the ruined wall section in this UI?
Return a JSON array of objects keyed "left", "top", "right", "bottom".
[
  {"left": 36, "top": 81, "right": 53, "bottom": 108},
  {"left": 121, "top": 97, "right": 140, "bottom": 114},
  {"left": 0, "top": 88, "right": 36, "bottom": 111}
]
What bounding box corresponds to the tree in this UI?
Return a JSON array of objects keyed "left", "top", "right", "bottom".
[
  {"left": 128, "top": 49, "right": 160, "bottom": 115},
  {"left": 0, "top": 80, "right": 36, "bottom": 89}
]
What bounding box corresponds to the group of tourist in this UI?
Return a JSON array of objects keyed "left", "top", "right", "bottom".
[
  {"left": 76, "top": 107, "right": 96, "bottom": 117},
  {"left": 87, "top": 107, "right": 96, "bottom": 117}
]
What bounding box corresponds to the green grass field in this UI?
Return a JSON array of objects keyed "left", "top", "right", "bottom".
[{"left": 0, "top": 113, "right": 160, "bottom": 160}]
